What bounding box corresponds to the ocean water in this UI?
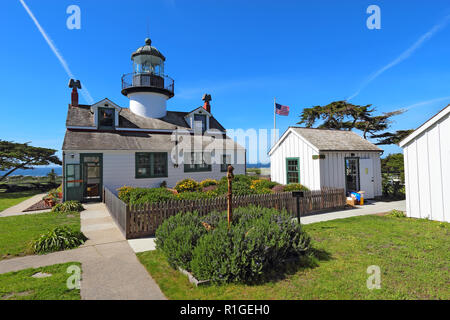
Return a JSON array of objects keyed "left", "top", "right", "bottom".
[
  {"left": 0, "top": 166, "right": 62, "bottom": 177},
  {"left": 1, "top": 163, "right": 268, "bottom": 177}
]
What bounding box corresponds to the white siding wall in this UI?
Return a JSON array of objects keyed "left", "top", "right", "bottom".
[
  {"left": 64, "top": 150, "right": 246, "bottom": 192},
  {"left": 270, "top": 132, "right": 321, "bottom": 190},
  {"left": 403, "top": 113, "right": 450, "bottom": 222},
  {"left": 319, "top": 151, "right": 382, "bottom": 198}
]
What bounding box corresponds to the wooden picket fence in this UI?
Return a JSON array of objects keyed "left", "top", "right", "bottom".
[{"left": 104, "top": 187, "right": 346, "bottom": 239}]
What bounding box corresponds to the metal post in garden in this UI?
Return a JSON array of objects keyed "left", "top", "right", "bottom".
[
  {"left": 292, "top": 191, "right": 304, "bottom": 227},
  {"left": 227, "top": 165, "right": 234, "bottom": 229}
]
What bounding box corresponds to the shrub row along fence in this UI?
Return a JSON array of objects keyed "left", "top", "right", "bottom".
[{"left": 104, "top": 186, "right": 346, "bottom": 239}]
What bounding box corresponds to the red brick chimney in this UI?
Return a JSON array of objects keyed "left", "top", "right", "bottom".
[
  {"left": 71, "top": 87, "right": 79, "bottom": 107},
  {"left": 68, "top": 79, "right": 82, "bottom": 107},
  {"left": 202, "top": 94, "right": 211, "bottom": 113}
]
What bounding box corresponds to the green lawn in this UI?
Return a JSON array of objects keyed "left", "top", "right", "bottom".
[
  {"left": 0, "top": 211, "right": 81, "bottom": 260},
  {"left": 0, "top": 262, "right": 81, "bottom": 300},
  {"left": 0, "top": 190, "right": 41, "bottom": 212},
  {"left": 137, "top": 215, "right": 450, "bottom": 300}
]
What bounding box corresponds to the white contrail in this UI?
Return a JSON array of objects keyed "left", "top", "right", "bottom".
[
  {"left": 347, "top": 14, "right": 450, "bottom": 101},
  {"left": 404, "top": 96, "right": 450, "bottom": 111},
  {"left": 19, "top": 0, "right": 94, "bottom": 104}
]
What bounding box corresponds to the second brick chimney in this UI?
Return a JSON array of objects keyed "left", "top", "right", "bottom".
[{"left": 202, "top": 93, "right": 211, "bottom": 113}]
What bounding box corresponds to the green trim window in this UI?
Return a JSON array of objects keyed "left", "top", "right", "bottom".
[
  {"left": 98, "top": 107, "right": 115, "bottom": 129},
  {"left": 184, "top": 152, "right": 212, "bottom": 172},
  {"left": 286, "top": 157, "right": 300, "bottom": 184},
  {"left": 221, "top": 154, "right": 231, "bottom": 172},
  {"left": 135, "top": 152, "right": 168, "bottom": 178}
]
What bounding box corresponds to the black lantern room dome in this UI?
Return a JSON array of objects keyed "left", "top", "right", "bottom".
[{"left": 131, "top": 38, "right": 166, "bottom": 62}]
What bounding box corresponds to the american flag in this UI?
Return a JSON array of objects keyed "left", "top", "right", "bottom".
[{"left": 275, "top": 103, "right": 290, "bottom": 116}]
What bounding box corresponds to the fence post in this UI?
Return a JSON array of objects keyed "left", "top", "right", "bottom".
[{"left": 227, "top": 165, "right": 234, "bottom": 228}]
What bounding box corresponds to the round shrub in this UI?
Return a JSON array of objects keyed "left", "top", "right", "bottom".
[
  {"left": 200, "top": 179, "right": 218, "bottom": 189},
  {"left": 175, "top": 178, "right": 201, "bottom": 193},
  {"left": 51, "top": 200, "right": 84, "bottom": 213},
  {"left": 284, "top": 183, "right": 309, "bottom": 192},
  {"left": 31, "top": 227, "right": 87, "bottom": 254},
  {"left": 189, "top": 206, "right": 311, "bottom": 283},
  {"left": 155, "top": 212, "right": 207, "bottom": 269}
]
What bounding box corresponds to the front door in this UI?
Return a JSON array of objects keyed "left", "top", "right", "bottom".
[
  {"left": 345, "top": 157, "right": 360, "bottom": 193},
  {"left": 359, "top": 158, "right": 375, "bottom": 199},
  {"left": 80, "top": 154, "right": 103, "bottom": 202}
]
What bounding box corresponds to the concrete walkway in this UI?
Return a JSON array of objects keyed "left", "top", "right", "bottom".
[
  {"left": 0, "top": 203, "right": 166, "bottom": 300},
  {"left": 301, "top": 200, "right": 406, "bottom": 224},
  {"left": 0, "top": 193, "right": 49, "bottom": 217}
]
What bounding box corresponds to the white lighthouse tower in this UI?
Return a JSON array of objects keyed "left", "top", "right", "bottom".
[{"left": 121, "top": 38, "right": 174, "bottom": 118}]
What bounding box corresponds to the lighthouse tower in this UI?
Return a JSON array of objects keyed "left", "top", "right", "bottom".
[{"left": 121, "top": 38, "right": 174, "bottom": 118}]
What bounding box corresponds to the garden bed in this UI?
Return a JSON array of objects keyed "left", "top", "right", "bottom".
[
  {"left": 154, "top": 205, "right": 312, "bottom": 284},
  {"left": 22, "top": 199, "right": 54, "bottom": 212}
]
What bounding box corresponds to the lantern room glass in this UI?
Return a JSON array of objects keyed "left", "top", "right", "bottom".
[{"left": 133, "top": 58, "right": 164, "bottom": 76}]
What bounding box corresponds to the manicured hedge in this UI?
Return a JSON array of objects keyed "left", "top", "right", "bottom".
[{"left": 155, "top": 205, "right": 312, "bottom": 283}]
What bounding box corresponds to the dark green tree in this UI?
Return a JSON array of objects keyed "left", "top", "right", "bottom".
[
  {"left": 0, "top": 140, "right": 61, "bottom": 182},
  {"left": 370, "top": 129, "right": 414, "bottom": 145},
  {"left": 381, "top": 153, "right": 405, "bottom": 199},
  {"left": 297, "top": 101, "right": 411, "bottom": 143}
]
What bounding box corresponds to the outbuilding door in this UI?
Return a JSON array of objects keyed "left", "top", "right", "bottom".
[
  {"left": 359, "top": 158, "right": 375, "bottom": 199},
  {"left": 65, "top": 164, "right": 83, "bottom": 202}
]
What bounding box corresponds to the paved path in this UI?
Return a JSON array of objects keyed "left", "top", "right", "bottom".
[
  {"left": 0, "top": 203, "right": 166, "bottom": 300},
  {"left": 301, "top": 200, "right": 406, "bottom": 224},
  {"left": 0, "top": 193, "right": 49, "bottom": 217}
]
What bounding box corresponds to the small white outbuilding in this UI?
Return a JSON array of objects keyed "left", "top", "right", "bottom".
[
  {"left": 399, "top": 105, "right": 450, "bottom": 222},
  {"left": 269, "top": 127, "right": 383, "bottom": 199}
]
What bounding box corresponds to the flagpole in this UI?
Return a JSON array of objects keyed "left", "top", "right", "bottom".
[{"left": 273, "top": 97, "right": 276, "bottom": 143}]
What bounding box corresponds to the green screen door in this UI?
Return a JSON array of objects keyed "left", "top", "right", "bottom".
[{"left": 65, "top": 164, "right": 83, "bottom": 201}]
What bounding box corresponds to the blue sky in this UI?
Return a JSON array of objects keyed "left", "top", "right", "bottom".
[{"left": 2, "top": 0, "right": 450, "bottom": 164}]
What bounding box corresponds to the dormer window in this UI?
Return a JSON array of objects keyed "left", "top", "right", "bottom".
[
  {"left": 98, "top": 107, "right": 115, "bottom": 129},
  {"left": 194, "top": 114, "right": 207, "bottom": 133}
]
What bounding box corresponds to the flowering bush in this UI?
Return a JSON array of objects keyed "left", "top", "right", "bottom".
[
  {"left": 250, "top": 179, "right": 278, "bottom": 194},
  {"left": 200, "top": 179, "right": 218, "bottom": 189},
  {"left": 174, "top": 178, "right": 201, "bottom": 193},
  {"left": 117, "top": 185, "right": 134, "bottom": 203}
]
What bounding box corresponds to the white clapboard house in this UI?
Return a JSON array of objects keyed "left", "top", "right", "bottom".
[
  {"left": 399, "top": 105, "right": 450, "bottom": 222},
  {"left": 269, "top": 127, "right": 383, "bottom": 199},
  {"left": 62, "top": 38, "right": 245, "bottom": 202}
]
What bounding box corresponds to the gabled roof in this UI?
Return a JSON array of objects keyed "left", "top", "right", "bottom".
[
  {"left": 399, "top": 104, "right": 450, "bottom": 148},
  {"left": 269, "top": 127, "right": 383, "bottom": 155},
  {"left": 185, "top": 106, "right": 212, "bottom": 118},
  {"left": 66, "top": 105, "right": 226, "bottom": 131},
  {"left": 62, "top": 130, "right": 244, "bottom": 151}
]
